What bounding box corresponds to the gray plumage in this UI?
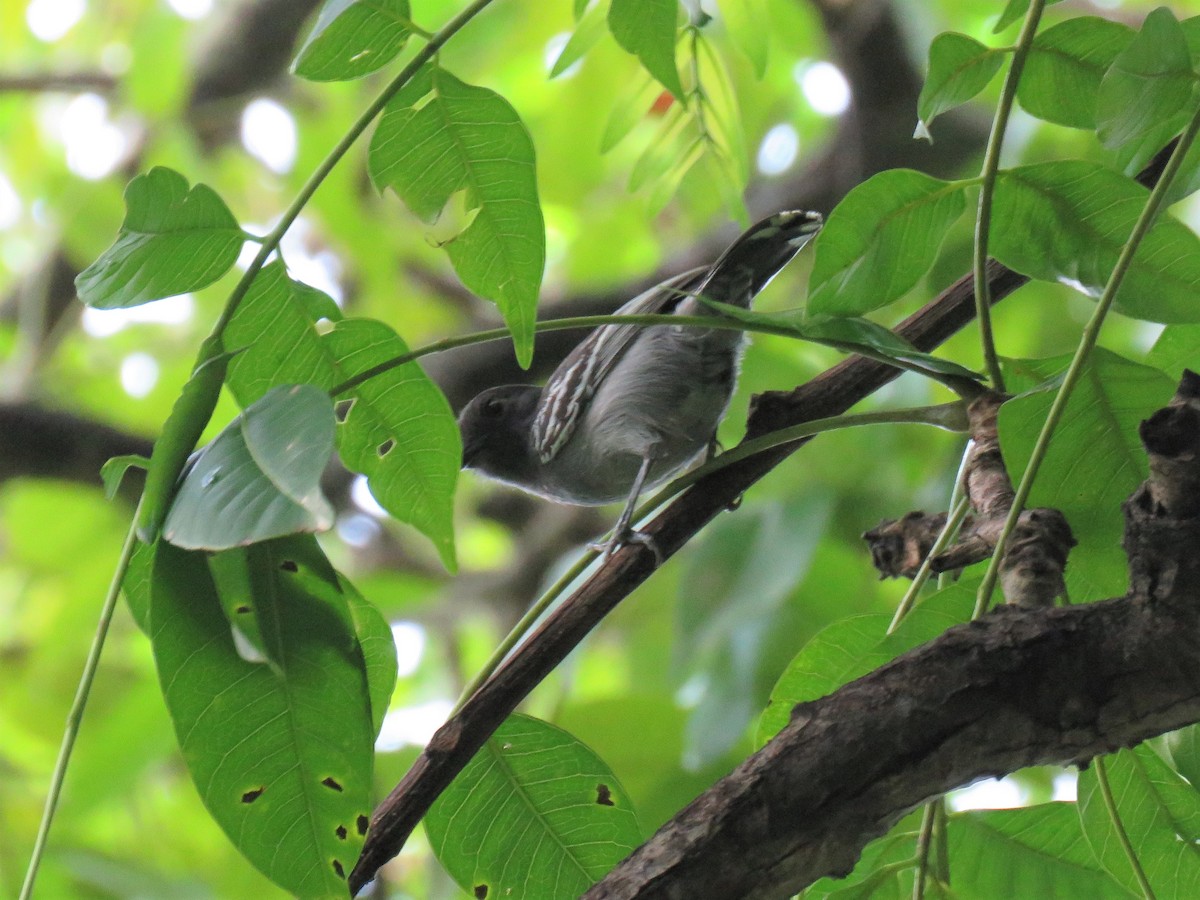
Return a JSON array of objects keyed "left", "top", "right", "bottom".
[{"left": 458, "top": 210, "right": 823, "bottom": 547}]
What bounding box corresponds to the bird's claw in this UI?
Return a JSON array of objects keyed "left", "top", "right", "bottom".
[{"left": 589, "top": 529, "right": 664, "bottom": 566}]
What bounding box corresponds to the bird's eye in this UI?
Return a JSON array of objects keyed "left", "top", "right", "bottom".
[{"left": 481, "top": 397, "right": 505, "bottom": 417}]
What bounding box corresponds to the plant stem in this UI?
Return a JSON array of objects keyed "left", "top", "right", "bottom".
[
  {"left": 972, "top": 0, "right": 1046, "bottom": 393},
  {"left": 912, "top": 798, "right": 942, "bottom": 900},
  {"left": 20, "top": 515, "right": 140, "bottom": 900},
  {"left": 973, "top": 107, "right": 1200, "bottom": 616},
  {"left": 1095, "top": 756, "right": 1157, "bottom": 900},
  {"left": 329, "top": 313, "right": 983, "bottom": 399}
]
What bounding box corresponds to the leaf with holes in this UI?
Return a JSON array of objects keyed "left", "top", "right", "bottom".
[
  {"left": 1018, "top": 17, "right": 1134, "bottom": 130},
  {"left": 758, "top": 585, "right": 974, "bottom": 745},
  {"left": 150, "top": 539, "right": 374, "bottom": 897},
  {"left": 992, "top": 161, "right": 1200, "bottom": 323},
  {"left": 163, "top": 384, "right": 336, "bottom": 550},
  {"left": 1079, "top": 745, "right": 1200, "bottom": 896},
  {"left": 224, "top": 261, "right": 338, "bottom": 406},
  {"left": 807, "top": 170, "right": 967, "bottom": 316},
  {"left": 998, "top": 350, "right": 1172, "bottom": 601},
  {"left": 608, "top": 0, "right": 683, "bottom": 100},
  {"left": 916, "top": 32, "right": 1006, "bottom": 135},
  {"left": 324, "top": 318, "right": 459, "bottom": 570},
  {"left": 76, "top": 167, "right": 244, "bottom": 309},
  {"left": 427, "top": 714, "right": 643, "bottom": 899},
  {"left": 293, "top": 0, "right": 412, "bottom": 81},
  {"left": 369, "top": 65, "right": 543, "bottom": 368}
]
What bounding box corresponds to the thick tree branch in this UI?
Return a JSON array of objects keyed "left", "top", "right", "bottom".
[{"left": 585, "top": 371, "right": 1200, "bottom": 899}]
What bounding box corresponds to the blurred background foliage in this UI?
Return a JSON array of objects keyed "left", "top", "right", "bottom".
[{"left": 2, "top": 0, "right": 1197, "bottom": 896}]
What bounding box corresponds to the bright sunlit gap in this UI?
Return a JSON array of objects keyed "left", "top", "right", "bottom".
[
  {"left": 81, "top": 294, "right": 195, "bottom": 338},
  {"left": 57, "top": 93, "right": 128, "bottom": 180},
  {"left": 336, "top": 512, "right": 381, "bottom": 549},
  {"left": 26, "top": 0, "right": 85, "bottom": 42},
  {"left": 796, "top": 60, "right": 851, "bottom": 117},
  {"left": 241, "top": 98, "right": 298, "bottom": 174},
  {"left": 166, "top": 0, "right": 213, "bottom": 19},
  {"left": 120, "top": 352, "right": 160, "bottom": 398},
  {"left": 351, "top": 475, "right": 389, "bottom": 518},
  {"left": 756, "top": 123, "right": 800, "bottom": 176},
  {"left": 238, "top": 217, "right": 346, "bottom": 306},
  {"left": 0, "top": 171, "right": 21, "bottom": 230},
  {"left": 391, "top": 621, "right": 426, "bottom": 678},
  {"left": 544, "top": 32, "right": 582, "bottom": 78},
  {"left": 376, "top": 700, "right": 454, "bottom": 752}
]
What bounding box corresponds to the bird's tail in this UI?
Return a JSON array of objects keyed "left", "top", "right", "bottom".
[{"left": 697, "top": 209, "right": 823, "bottom": 309}]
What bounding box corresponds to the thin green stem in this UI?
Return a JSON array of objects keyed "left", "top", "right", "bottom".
[
  {"left": 972, "top": 0, "right": 1046, "bottom": 392},
  {"left": 20, "top": 513, "right": 141, "bottom": 900},
  {"left": 210, "top": 0, "right": 501, "bottom": 342},
  {"left": 453, "top": 402, "right": 968, "bottom": 711},
  {"left": 1095, "top": 757, "right": 1157, "bottom": 900},
  {"left": 912, "top": 799, "right": 942, "bottom": 900},
  {"left": 974, "top": 106, "right": 1200, "bottom": 616},
  {"left": 452, "top": 549, "right": 599, "bottom": 714},
  {"left": 887, "top": 493, "right": 971, "bottom": 635},
  {"left": 330, "top": 312, "right": 983, "bottom": 399}
]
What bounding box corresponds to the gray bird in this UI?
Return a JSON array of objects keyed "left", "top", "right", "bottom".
[{"left": 458, "top": 210, "right": 823, "bottom": 554}]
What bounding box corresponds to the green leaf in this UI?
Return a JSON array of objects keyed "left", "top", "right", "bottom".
[
  {"left": 1097, "top": 8, "right": 1198, "bottom": 172},
  {"left": 1165, "top": 724, "right": 1200, "bottom": 792},
  {"left": 551, "top": 0, "right": 609, "bottom": 78},
  {"left": 100, "top": 454, "right": 148, "bottom": 500},
  {"left": 342, "top": 576, "right": 397, "bottom": 738},
  {"left": 992, "top": 160, "right": 1200, "bottom": 323},
  {"left": 917, "top": 32, "right": 1006, "bottom": 134},
  {"left": 1019, "top": 17, "right": 1135, "bottom": 129},
  {"left": 1079, "top": 746, "right": 1200, "bottom": 897},
  {"left": 76, "top": 167, "right": 243, "bottom": 309},
  {"left": 757, "top": 584, "right": 974, "bottom": 745},
  {"left": 677, "top": 498, "right": 830, "bottom": 767},
  {"left": 426, "top": 714, "right": 643, "bottom": 899},
  {"left": 368, "top": 65, "right": 543, "bottom": 367},
  {"left": 994, "top": 0, "right": 1065, "bottom": 34},
  {"left": 718, "top": 0, "right": 768, "bottom": 78},
  {"left": 1148, "top": 325, "right": 1200, "bottom": 380},
  {"left": 700, "top": 299, "right": 982, "bottom": 382},
  {"left": 150, "top": 539, "right": 373, "bottom": 898},
  {"left": 952, "top": 804, "right": 1135, "bottom": 899},
  {"left": 137, "top": 339, "right": 237, "bottom": 543},
  {"left": 998, "top": 350, "right": 1173, "bottom": 601},
  {"left": 324, "top": 318, "right": 459, "bottom": 570},
  {"left": 807, "top": 170, "right": 968, "bottom": 316},
  {"left": 225, "top": 261, "right": 338, "bottom": 406},
  {"left": 608, "top": 0, "right": 684, "bottom": 101},
  {"left": 163, "top": 384, "right": 336, "bottom": 550},
  {"left": 122, "top": 538, "right": 156, "bottom": 633},
  {"left": 600, "top": 70, "right": 662, "bottom": 154},
  {"left": 292, "top": 0, "right": 412, "bottom": 82}
]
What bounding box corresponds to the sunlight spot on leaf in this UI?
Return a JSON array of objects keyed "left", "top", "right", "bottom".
[
  {"left": 120, "top": 352, "right": 159, "bottom": 398},
  {"left": 795, "top": 60, "right": 851, "bottom": 116},
  {"left": 241, "top": 98, "right": 298, "bottom": 174},
  {"left": 376, "top": 699, "right": 453, "bottom": 752},
  {"left": 756, "top": 123, "right": 799, "bottom": 176},
  {"left": 26, "top": 0, "right": 85, "bottom": 42}
]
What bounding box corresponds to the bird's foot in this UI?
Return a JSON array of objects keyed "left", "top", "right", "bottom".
[{"left": 589, "top": 528, "right": 664, "bottom": 566}]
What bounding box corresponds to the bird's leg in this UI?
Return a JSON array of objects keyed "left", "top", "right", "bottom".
[{"left": 590, "top": 452, "right": 663, "bottom": 563}]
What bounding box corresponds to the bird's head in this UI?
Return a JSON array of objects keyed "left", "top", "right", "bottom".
[{"left": 458, "top": 384, "right": 543, "bottom": 483}]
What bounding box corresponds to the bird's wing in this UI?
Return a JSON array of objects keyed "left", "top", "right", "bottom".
[{"left": 531, "top": 267, "right": 706, "bottom": 463}]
